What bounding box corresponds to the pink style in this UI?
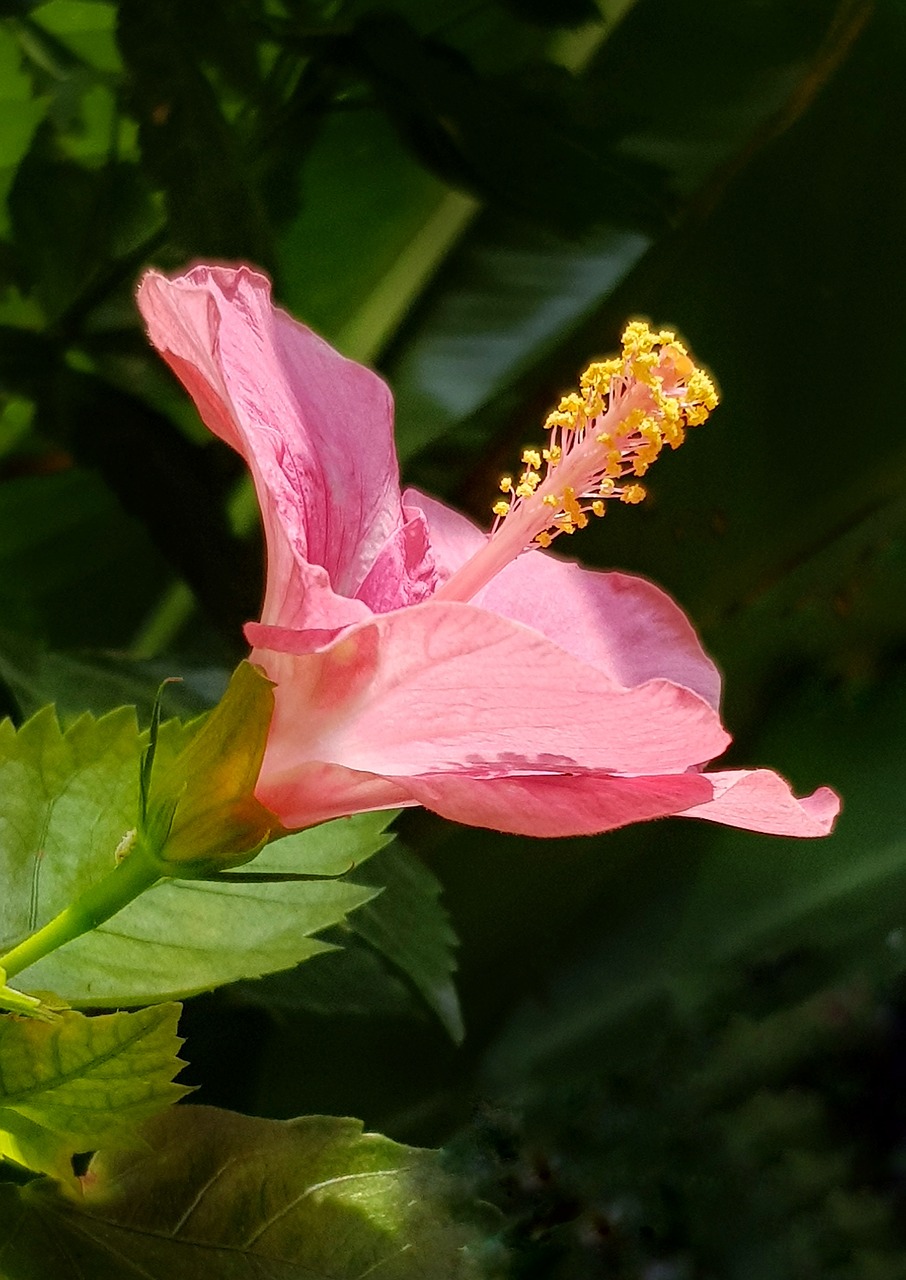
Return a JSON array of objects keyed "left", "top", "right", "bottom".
[{"left": 137, "top": 264, "right": 839, "bottom": 840}]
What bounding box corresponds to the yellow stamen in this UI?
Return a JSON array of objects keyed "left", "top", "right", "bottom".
[
  {"left": 440, "top": 319, "right": 719, "bottom": 604},
  {"left": 492, "top": 320, "right": 716, "bottom": 548}
]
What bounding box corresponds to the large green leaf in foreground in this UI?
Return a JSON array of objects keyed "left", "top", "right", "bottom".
[
  {"left": 0, "top": 1105, "right": 493, "bottom": 1280},
  {"left": 0, "top": 706, "right": 395, "bottom": 1005},
  {"left": 0, "top": 1003, "right": 186, "bottom": 1183}
]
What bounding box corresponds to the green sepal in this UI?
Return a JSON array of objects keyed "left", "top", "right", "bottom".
[
  {"left": 139, "top": 677, "right": 171, "bottom": 827},
  {"left": 142, "top": 661, "right": 280, "bottom": 872}
]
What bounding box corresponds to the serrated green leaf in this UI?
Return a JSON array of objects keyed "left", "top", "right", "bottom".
[
  {"left": 237, "top": 842, "right": 462, "bottom": 1035},
  {"left": 239, "top": 935, "right": 419, "bottom": 1019},
  {"left": 0, "top": 1003, "right": 187, "bottom": 1181},
  {"left": 0, "top": 706, "right": 397, "bottom": 1005},
  {"left": 348, "top": 842, "right": 463, "bottom": 1042},
  {"left": 0, "top": 1105, "right": 492, "bottom": 1279}
]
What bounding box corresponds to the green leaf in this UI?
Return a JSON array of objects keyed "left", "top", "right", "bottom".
[
  {"left": 388, "top": 0, "right": 854, "bottom": 473},
  {"left": 389, "top": 218, "right": 649, "bottom": 462},
  {"left": 9, "top": 139, "right": 159, "bottom": 324},
  {"left": 0, "top": 26, "right": 48, "bottom": 238},
  {"left": 117, "top": 0, "right": 273, "bottom": 264},
  {"left": 0, "top": 468, "right": 171, "bottom": 650},
  {"left": 25, "top": 0, "right": 122, "bottom": 76},
  {"left": 348, "top": 843, "right": 463, "bottom": 1042},
  {"left": 0, "top": 1105, "right": 493, "bottom": 1279},
  {"left": 0, "top": 630, "right": 225, "bottom": 722},
  {"left": 0, "top": 705, "right": 397, "bottom": 1005},
  {"left": 351, "top": 13, "right": 665, "bottom": 236},
  {"left": 0, "top": 1003, "right": 186, "bottom": 1182},
  {"left": 239, "top": 842, "right": 463, "bottom": 1038},
  {"left": 239, "top": 935, "right": 420, "bottom": 1019},
  {"left": 276, "top": 107, "right": 466, "bottom": 357}
]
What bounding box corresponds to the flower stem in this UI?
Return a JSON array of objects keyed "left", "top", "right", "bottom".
[{"left": 0, "top": 841, "right": 164, "bottom": 980}]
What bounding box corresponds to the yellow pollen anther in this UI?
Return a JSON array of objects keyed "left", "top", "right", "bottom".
[
  {"left": 491, "top": 318, "right": 717, "bottom": 553},
  {"left": 604, "top": 450, "right": 623, "bottom": 478}
]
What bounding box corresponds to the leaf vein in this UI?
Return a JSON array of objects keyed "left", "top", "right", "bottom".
[{"left": 242, "top": 1169, "right": 401, "bottom": 1248}]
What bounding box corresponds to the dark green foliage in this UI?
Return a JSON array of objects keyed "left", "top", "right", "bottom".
[
  {"left": 349, "top": 12, "right": 668, "bottom": 233},
  {"left": 0, "top": 0, "right": 903, "bottom": 1274}
]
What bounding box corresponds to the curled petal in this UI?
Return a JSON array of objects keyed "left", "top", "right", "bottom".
[
  {"left": 137, "top": 266, "right": 435, "bottom": 628},
  {"left": 252, "top": 601, "right": 730, "bottom": 785},
  {"left": 403, "top": 488, "right": 485, "bottom": 581},
  {"left": 678, "top": 769, "right": 841, "bottom": 837}
]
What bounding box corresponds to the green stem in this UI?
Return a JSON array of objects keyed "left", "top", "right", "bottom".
[{"left": 0, "top": 842, "right": 164, "bottom": 981}]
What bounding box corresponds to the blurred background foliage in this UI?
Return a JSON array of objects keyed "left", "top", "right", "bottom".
[{"left": 0, "top": 0, "right": 904, "bottom": 1274}]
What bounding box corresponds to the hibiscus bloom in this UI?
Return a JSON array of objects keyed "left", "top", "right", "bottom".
[{"left": 137, "top": 265, "right": 839, "bottom": 840}]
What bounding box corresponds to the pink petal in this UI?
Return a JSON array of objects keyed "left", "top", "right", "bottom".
[
  {"left": 252, "top": 601, "right": 730, "bottom": 789},
  {"left": 356, "top": 504, "right": 436, "bottom": 612},
  {"left": 402, "top": 770, "right": 714, "bottom": 837},
  {"left": 257, "top": 761, "right": 413, "bottom": 830},
  {"left": 406, "top": 488, "right": 722, "bottom": 708},
  {"left": 403, "top": 488, "right": 486, "bottom": 580},
  {"left": 678, "top": 769, "right": 841, "bottom": 837},
  {"left": 137, "top": 266, "right": 435, "bottom": 628}
]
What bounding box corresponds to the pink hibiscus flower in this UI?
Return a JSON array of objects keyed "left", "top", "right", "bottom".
[{"left": 136, "top": 265, "right": 839, "bottom": 840}]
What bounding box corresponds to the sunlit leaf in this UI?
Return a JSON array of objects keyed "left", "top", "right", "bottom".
[
  {"left": 0, "top": 1105, "right": 493, "bottom": 1279},
  {"left": 0, "top": 1003, "right": 186, "bottom": 1181},
  {"left": 0, "top": 705, "right": 396, "bottom": 1006}
]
